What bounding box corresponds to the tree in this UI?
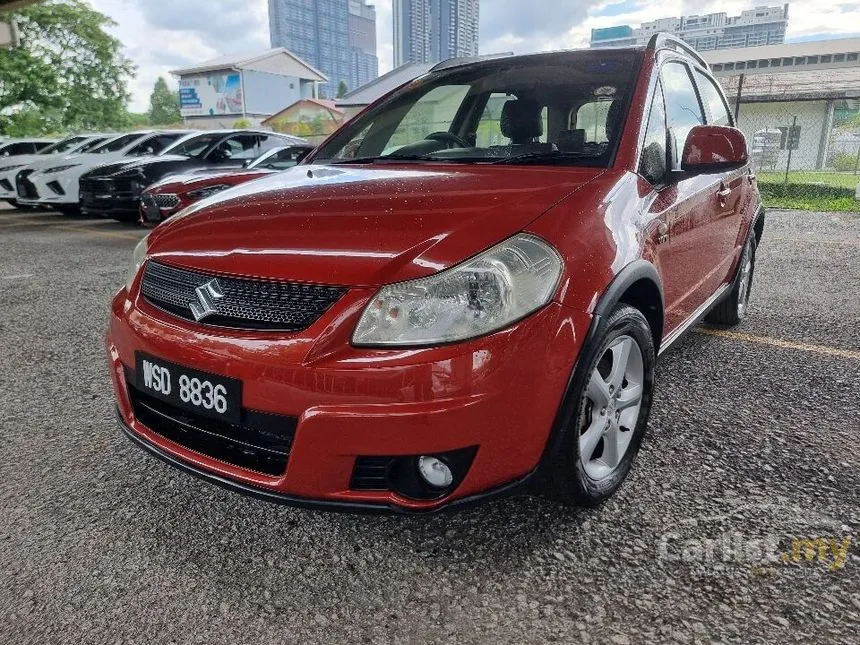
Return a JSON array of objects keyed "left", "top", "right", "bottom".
[
  {"left": 232, "top": 118, "right": 251, "bottom": 128},
  {"left": 148, "top": 77, "right": 180, "bottom": 125},
  {"left": 336, "top": 80, "right": 348, "bottom": 99},
  {"left": 0, "top": 0, "right": 134, "bottom": 135}
]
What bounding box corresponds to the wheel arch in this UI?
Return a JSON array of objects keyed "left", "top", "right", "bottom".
[
  {"left": 593, "top": 260, "right": 664, "bottom": 353},
  {"left": 752, "top": 205, "right": 765, "bottom": 245}
]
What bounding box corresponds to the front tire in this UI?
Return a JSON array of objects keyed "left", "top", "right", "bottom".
[
  {"left": 550, "top": 304, "right": 655, "bottom": 507},
  {"left": 705, "top": 233, "right": 756, "bottom": 326}
]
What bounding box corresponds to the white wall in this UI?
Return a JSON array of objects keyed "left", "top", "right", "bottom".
[{"left": 735, "top": 100, "right": 830, "bottom": 171}]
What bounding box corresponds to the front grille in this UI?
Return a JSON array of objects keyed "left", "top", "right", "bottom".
[
  {"left": 126, "top": 369, "right": 296, "bottom": 476},
  {"left": 152, "top": 193, "right": 180, "bottom": 208},
  {"left": 140, "top": 260, "right": 347, "bottom": 331},
  {"left": 15, "top": 170, "right": 38, "bottom": 199},
  {"left": 0, "top": 178, "right": 12, "bottom": 191},
  {"left": 351, "top": 456, "right": 395, "bottom": 490},
  {"left": 80, "top": 177, "right": 111, "bottom": 193}
]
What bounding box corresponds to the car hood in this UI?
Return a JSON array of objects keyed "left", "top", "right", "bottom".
[
  {"left": 86, "top": 155, "right": 188, "bottom": 178},
  {"left": 150, "top": 169, "right": 272, "bottom": 192},
  {"left": 148, "top": 163, "right": 604, "bottom": 287},
  {"left": 0, "top": 154, "right": 46, "bottom": 171},
  {"left": 28, "top": 151, "right": 125, "bottom": 174}
]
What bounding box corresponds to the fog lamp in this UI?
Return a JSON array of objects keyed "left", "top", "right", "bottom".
[{"left": 417, "top": 456, "right": 453, "bottom": 489}]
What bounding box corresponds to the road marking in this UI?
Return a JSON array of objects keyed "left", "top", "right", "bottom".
[
  {"left": 695, "top": 327, "right": 860, "bottom": 360},
  {"left": 1, "top": 273, "right": 33, "bottom": 280},
  {"left": 0, "top": 219, "right": 67, "bottom": 228},
  {"left": 766, "top": 237, "right": 860, "bottom": 247},
  {"left": 55, "top": 225, "right": 143, "bottom": 240}
]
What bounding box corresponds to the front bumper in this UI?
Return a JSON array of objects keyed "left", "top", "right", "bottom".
[
  {"left": 107, "top": 285, "right": 589, "bottom": 512},
  {"left": 26, "top": 171, "right": 81, "bottom": 205},
  {"left": 81, "top": 177, "right": 142, "bottom": 216}
]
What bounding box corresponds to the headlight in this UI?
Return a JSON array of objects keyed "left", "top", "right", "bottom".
[
  {"left": 44, "top": 164, "right": 80, "bottom": 174},
  {"left": 186, "top": 184, "right": 231, "bottom": 201},
  {"left": 126, "top": 233, "right": 150, "bottom": 290},
  {"left": 352, "top": 233, "right": 562, "bottom": 347}
]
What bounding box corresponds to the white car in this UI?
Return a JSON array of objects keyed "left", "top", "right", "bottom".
[
  {"left": 17, "top": 130, "right": 195, "bottom": 214},
  {"left": 0, "top": 134, "right": 113, "bottom": 207}
]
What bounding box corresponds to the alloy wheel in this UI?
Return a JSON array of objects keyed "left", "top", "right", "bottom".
[{"left": 579, "top": 335, "right": 644, "bottom": 480}]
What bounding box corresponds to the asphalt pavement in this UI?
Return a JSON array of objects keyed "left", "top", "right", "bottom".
[{"left": 0, "top": 205, "right": 858, "bottom": 645}]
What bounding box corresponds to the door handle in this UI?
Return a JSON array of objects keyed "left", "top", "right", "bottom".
[{"left": 717, "top": 185, "right": 732, "bottom": 199}]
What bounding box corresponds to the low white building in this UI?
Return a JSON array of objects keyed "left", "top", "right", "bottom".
[
  {"left": 171, "top": 49, "right": 328, "bottom": 129},
  {"left": 704, "top": 38, "right": 860, "bottom": 171}
]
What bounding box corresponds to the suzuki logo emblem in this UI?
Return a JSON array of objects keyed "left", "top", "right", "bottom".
[{"left": 189, "top": 279, "right": 224, "bottom": 321}]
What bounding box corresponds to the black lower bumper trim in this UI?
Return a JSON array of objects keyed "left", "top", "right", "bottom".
[{"left": 116, "top": 409, "right": 533, "bottom": 515}]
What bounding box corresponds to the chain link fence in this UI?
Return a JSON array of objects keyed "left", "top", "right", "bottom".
[{"left": 719, "top": 69, "right": 860, "bottom": 209}]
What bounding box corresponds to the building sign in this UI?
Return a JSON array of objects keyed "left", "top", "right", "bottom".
[{"left": 179, "top": 73, "right": 243, "bottom": 117}]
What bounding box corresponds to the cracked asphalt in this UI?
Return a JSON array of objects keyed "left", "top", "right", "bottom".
[{"left": 0, "top": 205, "right": 858, "bottom": 645}]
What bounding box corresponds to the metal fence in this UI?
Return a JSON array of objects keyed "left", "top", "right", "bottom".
[{"left": 720, "top": 70, "right": 860, "bottom": 206}]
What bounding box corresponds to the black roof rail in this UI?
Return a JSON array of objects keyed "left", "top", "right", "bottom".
[
  {"left": 430, "top": 52, "right": 514, "bottom": 72},
  {"left": 647, "top": 33, "right": 709, "bottom": 70}
]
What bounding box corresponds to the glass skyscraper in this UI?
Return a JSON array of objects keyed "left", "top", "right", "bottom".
[
  {"left": 269, "top": 0, "right": 379, "bottom": 96},
  {"left": 393, "top": 0, "right": 479, "bottom": 67}
]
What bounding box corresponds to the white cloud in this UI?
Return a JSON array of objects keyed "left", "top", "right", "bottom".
[{"left": 89, "top": 0, "right": 860, "bottom": 112}]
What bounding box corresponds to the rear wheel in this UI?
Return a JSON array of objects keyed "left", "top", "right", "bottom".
[
  {"left": 705, "top": 233, "right": 756, "bottom": 326},
  {"left": 550, "top": 304, "right": 655, "bottom": 506}
]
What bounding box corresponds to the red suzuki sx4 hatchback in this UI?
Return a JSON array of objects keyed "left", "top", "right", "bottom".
[{"left": 108, "top": 36, "right": 763, "bottom": 513}]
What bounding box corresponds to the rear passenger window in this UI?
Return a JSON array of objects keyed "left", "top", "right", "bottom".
[
  {"left": 694, "top": 69, "right": 732, "bottom": 126},
  {"left": 575, "top": 101, "right": 613, "bottom": 143},
  {"left": 475, "top": 93, "right": 511, "bottom": 148},
  {"left": 660, "top": 62, "right": 705, "bottom": 166}
]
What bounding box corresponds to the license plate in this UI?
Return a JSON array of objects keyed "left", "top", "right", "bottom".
[
  {"left": 135, "top": 352, "right": 242, "bottom": 423},
  {"left": 142, "top": 200, "right": 161, "bottom": 223}
]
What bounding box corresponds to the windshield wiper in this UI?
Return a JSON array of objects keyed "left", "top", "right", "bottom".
[
  {"left": 491, "top": 151, "right": 603, "bottom": 165},
  {"left": 328, "top": 154, "right": 434, "bottom": 164}
]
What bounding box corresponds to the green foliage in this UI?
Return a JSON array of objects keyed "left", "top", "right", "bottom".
[
  {"left": 336, "top": 80, "right": 348, "bottom": 99},
  {"left": 148, "top": 77, "right": 180, "bottom": 125},
  {"left": 123, "top": 111, "right": 150, "bottom": 129},
  {"left": 831, "top": 152, "right": 860, "bottom": 172},
  {"left": 758, "top": 180, "right": 859, "bottom": 212},
  {"left": 232, "top": 118, "right": 252, "bottom": 128},
  {"left": 0, "top": 0, "right": 134, "bottom": 135}
]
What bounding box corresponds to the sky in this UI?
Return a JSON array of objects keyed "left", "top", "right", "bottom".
[{"left": 87, "top": 0, "right": 860, "bottom": 112}]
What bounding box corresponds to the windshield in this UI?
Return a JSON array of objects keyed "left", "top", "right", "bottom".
[
  {"left": 38, "top": 136, "right": 89, "bottom": 155},
  {"left": 164, "top": 133, "right": 225, "bottom": 158},
  {"left": 75, "top": 137, "right": 109, "bottom": 153},
  {"left": 312, "top": 51, "right": 638, "bottom": 166},
  {"left": 89, "top": 133, "right": 142, "bottom": 154},
  {"left": 249, "top": 146, "right": 309, "bottom": 170}
]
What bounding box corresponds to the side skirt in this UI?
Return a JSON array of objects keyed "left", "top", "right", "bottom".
[{"left": 658, "top": 283, "right": 730, "bottom": 356}]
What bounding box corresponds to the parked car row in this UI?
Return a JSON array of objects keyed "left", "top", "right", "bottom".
[{"left": 0, "top": 129, "right": 311, "bottom": 221}]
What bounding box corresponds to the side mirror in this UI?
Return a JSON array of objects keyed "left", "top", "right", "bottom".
[{"left": 681, "top": 125, "right": 748, "bottom": 175}]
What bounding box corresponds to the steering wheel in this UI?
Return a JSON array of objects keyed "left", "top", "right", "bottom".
[{"left": 425, "top": 131, "right": 471, "bottom": 149}]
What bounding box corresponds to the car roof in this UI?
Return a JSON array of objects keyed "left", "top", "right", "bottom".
[{"left": 428, "top": 33, "right": 707, "bottom": 74}]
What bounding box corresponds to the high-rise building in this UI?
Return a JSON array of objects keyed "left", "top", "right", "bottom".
[
  {"left": 590, "top": 4, "right": 790, "bottom": 51},
  {"left": 268, "top": 0, "right": 378, "bottom": 97},
  {"left": 348, "top": 0, "right": 379, "bottom": 92},
  {"left": 393, "top": 0, "right": 480, "bottom": 67}
]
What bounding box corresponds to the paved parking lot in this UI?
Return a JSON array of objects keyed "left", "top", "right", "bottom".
[{"left": 1, "top": 205, "right": 858, "bottom": 644}]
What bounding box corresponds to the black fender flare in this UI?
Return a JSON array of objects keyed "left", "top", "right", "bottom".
[{"left": 534, "top": 260, "right": 664, "bottom": 479}]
